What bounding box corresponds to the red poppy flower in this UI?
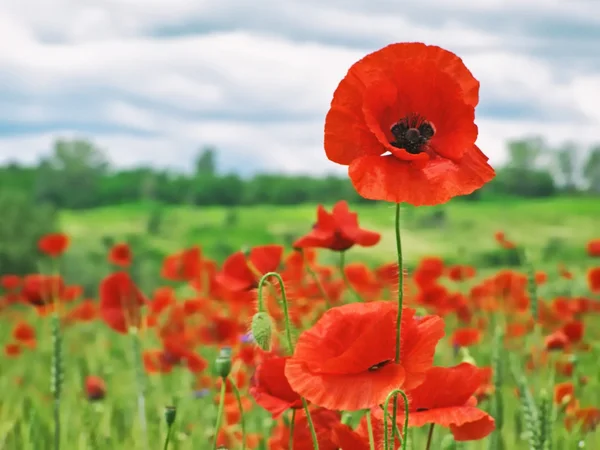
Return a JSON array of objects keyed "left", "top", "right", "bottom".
[
  {"left": 447, "top": 265, "right": 476, "bottom": 282},
  {"left": 554, "top": 382, "right": 575, "bottom": 406},
  {"left": 414, "top": 256, "right": 445, "bottom": 287},
  {"left": 269, "top": 408, "right": 367, "bottom": 450},
  {"left": 4, "top": 343, "right": 21, "bottom": 357},
  {"left": 21, "top": 274, "right": 65, "bottom": 306},
  {"left": 452, "top": 328, "right": 482, "bottom": 348},
  {"left": 99, "top": 272, "right": 146, "bottom": 333},
  {"left": 293, "top": 201, "right": 380, "bottom": 251},
  {"left": 324, "top": 43, "right": 494, "bottom": 205},
  {"left": 250, "top": 356, "right": 303, "bottom": 418},
  {"left": 562, "top": 320, "right": 584, "bottom": 343},
  {"left": 285, "top": 302, "right": 444, "bottom": 411},
  {"left": 587, "top": 239, "right": 600, "bottom": 257},
  {"left": 161, "top": 246, "right": 202, "bottom": 282},
  {"left": 545, "top": 330, "right": 569, "bottom": 351},
  {"left": 216, "top": 245, "right": 283, "bottom": 292},
  {"left": 38, "top": 233, "right": 70, "bottom": 257},
  {"left": 587, "top": 267, "right": 600, "bottom": 293},
  {"left": 85, "top": 375, "right": 106, "bottom": 401},
  {"left": 535, "top": 271, "right": 548, "bottom": 285},
  {"left": 382, "top": 363, "right": 495, "bottom": 441},
  {"left": 1, "top": 275, "right": 20, "bottom": 291},
  {"left": 566, "top": 407, "right": 600, "bottom": 433},
  {"left": 12, "top": 322, "right": 36, "bottom": 348},
  {"left": 109, "top": 243, "right": 132, "bottom": 267}
]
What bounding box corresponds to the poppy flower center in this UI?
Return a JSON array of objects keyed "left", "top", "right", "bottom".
[
  {"left": 390, "top": 114, "right": 435, "bottom": 155},
  {"left": 367, "top": 359, "right": 392, "bottom": 372}
]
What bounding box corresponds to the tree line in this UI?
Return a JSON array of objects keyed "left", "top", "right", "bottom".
[{"left": 1, "top": 137, "right": 599, "bottom": 210}]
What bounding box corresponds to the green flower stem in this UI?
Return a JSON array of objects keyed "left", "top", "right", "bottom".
[
  {"left": 366, "top": 410, "right": 376, "bottom": 450},
  {"left": 257, "top": 272, "right": 319, "bottom": 450},
  {"left": 130, "top": 331, "right": 148, "bottom": 450},
  {"left": 302, "top": 398, "right": 319, "bottom": 450},
  {"left": 229, "top": 377, "right": 247, "bottom": 450},
  {"left": 339, "top": 251, "right": 363, "bottom": 302},
  {"left": 257, "top": 272, "right": 294, "bottom": 352},
  {"left": 394, "top": 203, "right": 405, "bottom": 363},
  {"left": 212, "top": 379, "right": 227, "bottom": 450},
  {"left": 289, "top": 409, "right": 296, "bottom": 450},
  {"left": 383, "top": 389, "right": 409, "bottom": 450},
  {"left": 391, "top": 204, "right": 407, "bottom": 450},
  {"left": 162, "top": 426, "right": 173, "bottom": 450},
  {"left": 425, "top": 423, "right": 435, "bottom": 450},
  {"left": 51, "top": 312, "right": 62, "bottom": 450}
]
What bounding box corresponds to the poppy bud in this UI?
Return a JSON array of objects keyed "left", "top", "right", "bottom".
[
  {"left": 251, "top": 312, "right": 273, "bottom": 352},
  {"left": 164, "top": 405, "right": 177, "bottom": 427},
  {"left": 215, "top": 347, "right": 232, "bottom": 379}
]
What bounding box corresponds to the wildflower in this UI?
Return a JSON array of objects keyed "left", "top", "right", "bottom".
[
  {"left": 293, "top": 201, "right": 380, "bottom": 251},
  {"left": 285, "top": 302, "right": 444, "bottom": 411},
  {"left": 38, "top": 232, "right": 70, "bottom": 257},
  {"left": 324, "top": 42, "right": 494, "bottom": 205},
  {"left": 109, "top": 242, "right": 132, "bottom": 267},
  {"left": 250, "top": 356, "right": 303, "bottom": 418}
]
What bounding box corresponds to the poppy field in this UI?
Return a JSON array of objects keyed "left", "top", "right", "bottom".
[{"left": 2, "top": 43, "right": 600, "bottom": 450}]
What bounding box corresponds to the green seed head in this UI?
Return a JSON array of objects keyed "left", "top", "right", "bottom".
[{"left": 215, "top": 347, "right": 233, "bottom": 379}]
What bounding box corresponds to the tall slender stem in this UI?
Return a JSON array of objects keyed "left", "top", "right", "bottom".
[
  {"left": 394, "top": 203, "right": 405, "bottom": 363},
  {"left": 212, "top": 380, "right": 227, "bottom": 450},
  {"left": 50, "top": 268, "right": 63, "bottom": 450},
  {"left": 339, "top": 251, "right": 362, "bottom": 302},
  {"left": 392, "top": 203, "right": 406, "bottom": 448},
  {"left": 425, "top": 423, "right": 435, "bottom": 450},
  {"left": 288, "top": 409, "right": 296, "bottom": 450},
  {"left": 257, "top": 272, "right": 319, "bottom": 450},
  {"left": 366, "top": 410, "right": 376, "bottom": 450},
  {"left": 229, "top": 377, "right": 246, "bottom": 450},
  {"left": 131, "top": 331, "right": 148, "bottom": 450},
  {"left": 162, "top": 427, "right": 173, "bottom": 450},
  {"left": 302, "top": 398, "right": 319, "bottom": 450}
]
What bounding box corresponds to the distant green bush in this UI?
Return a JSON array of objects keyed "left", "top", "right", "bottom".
[{"left": 0, "top": 190, "right": 58, "bottom": 274}]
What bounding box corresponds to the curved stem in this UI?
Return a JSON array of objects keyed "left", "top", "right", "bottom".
[
  {"left": 288, "top": 409, "right": 296, "bottom": 450},
  {"left": 301, "top": 250, "right": 331, "bottom": 309},
  {"left": 302, "top": 398, "right": 319, "bottom": 450},
  {"left": 383, "top": 389, "right": 410, "bottom": 450},
  {"left": 425, "top": 423, "right": 435, "bottom": 450},
  {"left": 257, "top": 272, "right": 294, "bottom": 352},
  {"left": 257, "top": 272, "right": 320, "bottom": 450},
  {"left": 366, "top": 410, "right": 376, "bottom": 450},
  {"left": 212, "top": 380, "right": 227, "bottom": 450},
  {"left": 229, "top": 377, "right": 246, "bottom": 450},
  {"left": 339, "top": 251, "right": 363, "bottom": 302}
]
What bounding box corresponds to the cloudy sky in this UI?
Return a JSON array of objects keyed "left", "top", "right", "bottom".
[{"left": 1, "top": 0, "right": 599, "bottom": 175}]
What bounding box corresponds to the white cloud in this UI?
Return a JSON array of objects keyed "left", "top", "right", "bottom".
[{"left": 0, "top": 0, "right": 599, "bottom": 174}]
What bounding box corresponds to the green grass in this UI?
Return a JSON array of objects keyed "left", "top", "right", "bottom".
[
  {"left": 60, "top": 196, "right": 599, "bottom": 269},
  {"left": 2, "top": 196, "right": 599, "bottom": 449}
]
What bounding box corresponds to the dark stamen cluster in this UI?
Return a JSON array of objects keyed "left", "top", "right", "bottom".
[
  {"left": 368, "top": 359, "right": 392, "bottom": 372},
  {"left": 390, "top": 114, "right": 435, "bottom": 154}
]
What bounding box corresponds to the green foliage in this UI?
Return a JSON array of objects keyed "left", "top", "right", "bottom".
[
  {"left": 3, "top": 137, "right": 598, "bottom": 213},
  {"left": 0, "top": 190, "right": 58, "bottom": 274}
]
